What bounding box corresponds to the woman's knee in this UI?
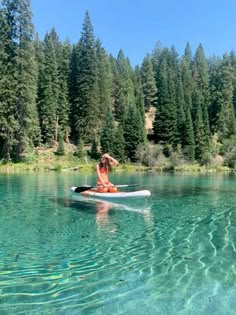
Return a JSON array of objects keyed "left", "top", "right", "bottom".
[
  {"left": 97, "top": 187, "right": 108, "bottom": 193},
  {"left": 108, "top": 187, "right": 117, "bottom": 193}
]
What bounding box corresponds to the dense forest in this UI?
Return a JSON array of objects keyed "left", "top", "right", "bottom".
[{"left": 0, "top": 0, "right": 235, "bottom": 168}]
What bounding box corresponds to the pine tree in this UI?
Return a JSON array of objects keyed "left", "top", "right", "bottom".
[
  {"left": 100, "top": 107, "right": 115, "bottom": 154},
  {"left": 116, "top": 50, "right": 135, "bottom": 123},
  {"left": 209, "top": 54, "right": 236, "bottom": 138},
  {"left": 96, "top": 39, "right": 112, "bottom": 131},
  {"left": 183, "top": 108, "right": 195, "bottom": 161},
  {"left": 0, "top": 0, "right": 40, "bottom": 160},
  {"left": 153, "top": 48, "right": 178, "bottom": 145},
  {"left": 123, "top": 104, "right": 144, "bottom": 161},
  {"left": 140, "top": 55, "right": 157, "bottom": 110},
  {"left": 90, "top": 138, "right": 100, "bottom": 160},
  {"left": 180, "top": 54, "right": 193, "bottom": 113},
  {"left": 151, "top": 40, "right": 163, "bottom": 81},
  {"left": 72, "top": 11, "right": 99, "bottom": 143},
  {"left": 0, "top": 0, "right": 18, "bottom": 160},
  {"left": 193, "top": 44, "right": 211, "bottom": 146},
  {"left": 229, "top": 51, "right": 236, "bottom": 113},
  {"left": 56, "top": 131, "right": 65, "bottom": 155},
  {"left": 38, "top": 30, "right": 59, "bottom": 144},
  {"left": 68, "top": 45, "right": 79, "bottom": 140},
  {"left": 76, "top": 138, "right": 85, "bottom": 158},
  {"left": 57, "top": 40, "right": 71, "bottom": 141},
  {"left": 14, "top": 0, "right": 41, "bottom": 158},
  {"left": 113, "top": 124, "right": 126, "bottom": 162},
  {"left": 175, "top": 72, "right": 186, "bottom": 144},
  {"left": 183, "top": 42, "right": 192, "bottom": 68},
  {"left": 192, "top": 88, "right": 209, "bottom": 162},
  {"left": 109, "top": 54, "right": 120, "bottom": 114},
  {"left": 134, "top": 66, "right": 146, "bottom": 141}
]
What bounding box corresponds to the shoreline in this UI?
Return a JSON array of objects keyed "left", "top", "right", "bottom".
[{"left": 0, "top": 162, "right": 235, "bottom": 174}]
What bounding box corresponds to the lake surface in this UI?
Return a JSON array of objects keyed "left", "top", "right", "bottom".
[{"left": 0, "top": 172, "right": 235, "bottom": 314}]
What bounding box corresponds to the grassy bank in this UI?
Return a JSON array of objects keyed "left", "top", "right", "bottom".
[
  {"left": 0, "top": 147, "right": 235, "bottom": 173},
  {"left": 0, "top": 157, "right": 234, "bottom": 174}
]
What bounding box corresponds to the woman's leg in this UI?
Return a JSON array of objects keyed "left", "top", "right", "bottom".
[
  {"left": 108, "top": 182, "right": 118, "bottom": 193},
  {"left": 96, "top": 180, "right": 108, "bottom": 193},
  {"left": 97, "top": 186, "right": 108, "bottom": 193}
]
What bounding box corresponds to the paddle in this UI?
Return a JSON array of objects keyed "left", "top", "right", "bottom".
[{"left": 74, "top": 184, "right": 138, "bottom": 193}]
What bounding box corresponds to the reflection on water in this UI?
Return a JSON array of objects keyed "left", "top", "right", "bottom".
[{"left": 69, "top": 192, "right": 153, "bottom": 234}]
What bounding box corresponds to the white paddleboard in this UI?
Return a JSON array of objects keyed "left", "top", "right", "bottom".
[{"left": 71, "top": 186, "right": 151, "bottom": 198}]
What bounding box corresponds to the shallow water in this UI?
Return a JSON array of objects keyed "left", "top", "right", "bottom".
[{"left": 0, "top": 172, "right": 235, "bottom": 314}]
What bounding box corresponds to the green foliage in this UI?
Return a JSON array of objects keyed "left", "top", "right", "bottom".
[
  {"left": 75, "top": 138, "right": 85, "bottom": 158},
  {"left": 224, "top": 148, "right": 236, "bottom": 168},
  {"left": 89, "top": 138, "right": 100, "bottom": 160},
  {"left": 115, "top": 50, "right": 135, "bottom": 122},
  {"left": 220, "top": 135, "right": 236, "bottom": 155},
  {"left": 100, "top": 108, "right": 115, "bottom": 154},
  {"left": 71, "top": 12, "right": 100, "bottom": 143},
  {"left": 112, "top": 124, "right": 126, "bottom": 162},
  {"left": 192, "top": 88, "right": 209, "bottom": 163},
  {"left": 140, "top": 55, "right": 157, "bottom": 110},
  {"left": 153, "top": 48, "right": 178, "bottom": 145},
  {"left": 0, "top": 0, "right": 40, "bottom": 161},
  {"left": 96, "top": 39, "right": 112, "bottom": 125},
  {"left": 209, "top": 54, "right": 236, "bottom": 138},
  {"left": 38, "top": 30, "right": 59, "bottom": 144},
  {"left": 136, "top": 144, "right": 165, "bottom": 167},
  {"left": 0, "top": 5, "right": 235, "bottom": 169},
  {"left": 56, "top": 132, "right": 65, "bottom": 156},
  {"left": 123, "top": 104, "right": 145, "bottom": 161}
]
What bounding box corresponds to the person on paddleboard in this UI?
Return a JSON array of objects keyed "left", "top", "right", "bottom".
[{"left": 96, "top": 153, "right": 119, "bottom": 193}]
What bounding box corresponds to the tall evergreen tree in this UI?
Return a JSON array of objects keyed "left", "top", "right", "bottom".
[
  {"left": 96, "top": 39, "right": 112, "bottom": 130},
  {"left": 112, "top": 124, "right": 126, "bottom": 162},
  {"left": 183, "top": 42, "right": 192, "bottom": 68},
  {"left": 140, "top": 55, "right": 157, "bottom": 110},
  {"left": 100, "top": 107, "right": 115, "bottom": 154},
  {"left": 115, "top": 50, "right": 135, "bottom": 123},
  {"left": 123, "top": 104, "right": 145, "bottom": 161},
  {"left": 192, "top": 88, "right": 209, "bottom": 162},
  {"left": 183, "top": 108, "right": 195, "bottom": 161},
  {"left": 109, "top": 54, "right": 120, "bottom": 114},
  {"left": 193, "top": 44, "right": 211, "bottom": 145},
  {"left": 151, "top": 40, "right": 163, "bottom": 81},
  {"left": 153, "top": 48, "right": 178, "bottom": 145},
  {"left": 72, "top": 11, "right": 99, "bottom": 143},
  {"left": 175, "top": 72, "right": 186, "bottom": 144},
  {"left": 229, "top": 50, "right": 236, "bottom": 113},
  {"left": 180, "top": 46, "right": 193, "bottom": 112},
  {"left": 14, "top": 0, "right": 40, "bottom": 158},
  {"left": 0, "top": 0, "right": 18, "bottom": 160},
  {"left": 0, "top": 0, "right": 40, "bottom": 160},
  {"left": 209, "top": 54, "right": 236, "bottom": 138},
  {"left": 56, "top": 39, "right": 71, "bottom": 141},
  {"left": 38, "top": 30, "right": 59, "bottom": 144},
  {"left": 68, "top": 44, "right": 79, "bottom": 139},
  {"left": 134, "top": 65, "right": 146, "bottom": 143}
]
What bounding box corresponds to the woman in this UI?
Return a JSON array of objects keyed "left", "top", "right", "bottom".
[{"left": 96, "top": 153, "right": 119, "bottom": 193}]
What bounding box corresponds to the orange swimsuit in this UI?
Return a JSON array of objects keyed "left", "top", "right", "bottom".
[{"left": 96, "top": 165, "right": 117, "bottom": 193}]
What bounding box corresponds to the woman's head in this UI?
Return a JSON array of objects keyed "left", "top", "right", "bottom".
[
  {"left": 100, "top": 154, "right": 111, "bottom": 171},
  {"left": 101, "top": 155, "right": 107, "bottom": 163}
]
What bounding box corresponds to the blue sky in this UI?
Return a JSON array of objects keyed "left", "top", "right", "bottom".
[{"left": 31, "top": 0, "right": 236, "bottom": 66}]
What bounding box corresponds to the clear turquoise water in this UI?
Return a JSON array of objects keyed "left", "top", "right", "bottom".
[{"left": 0, "top": 172, "right": 235, "bottom": 314}]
